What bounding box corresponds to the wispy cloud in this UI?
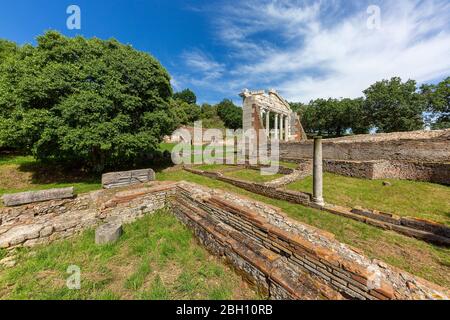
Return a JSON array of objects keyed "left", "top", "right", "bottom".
[
  {"left": 181, "top": 49, "right": 225, "bottom": 80},
  {"left": 178, "top": 0, "right": 450, "bottom": 103}
]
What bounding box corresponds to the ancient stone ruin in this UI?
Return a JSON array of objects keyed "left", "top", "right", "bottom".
[
  {"left": 240, "top": 89, "right": 307, "bottom": 142},
  {"left": 0, "top": 181, "right": 448, "bottom": 300},
  {"left": 279, "top": 129, "right": 450, "bottom": 185}
]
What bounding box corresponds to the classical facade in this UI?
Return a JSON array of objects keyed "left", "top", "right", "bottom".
[{"left": 240, "top": 89, "right": 307, "bottom": 142}]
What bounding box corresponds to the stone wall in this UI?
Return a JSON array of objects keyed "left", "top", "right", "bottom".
[
  {"left": 184, "top": 167, "right": 450, "bottom": 245},
  {"left": 0, "top": 182, "right": 174, "bottom": 249},
  {"left": 0, "top": 181, "right": 448, "bottom": 300},
  {"left": 280, "top": 129, "right": 450, "bottom": 162},
  {"left": 321, "top": 160, "right": 450, "bottom": 185}
]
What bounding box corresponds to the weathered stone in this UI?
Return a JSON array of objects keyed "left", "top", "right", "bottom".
[
  {"left": 0, "top": 224, "right": 44, "bottom": 248},
  {"left": 101, "top": 169, "right": 155, "bottom": 189},
  {"left": 382, "top": 181, "right": 392, "bottom": 186},
  {"left": 0, "top": 180, "right": 448, "bottom": 300},
  {"left": 1, "top": 187, "right": 74, "bottom": 207},
  {"left": 95, "top": 223, "right": 123, "bottom": 245}
]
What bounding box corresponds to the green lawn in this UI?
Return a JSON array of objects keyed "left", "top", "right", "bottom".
[
  {"left": 224, "top": 169, "right": 284, "bottom": 183},
  {"left": 0, "top": 155, "right": 101, "bottom": 197},
  {"left": 194, "top": 164, "right": 238, "bottom": 172},
  {"left": 0, "top": 210, "right": 257, "bottom": 300},
  {"left": 286, "top": 173, "right": 450, "bottom": 226},
  {"left": 157, "top": 169, "right": 450, "bottom": 289}
]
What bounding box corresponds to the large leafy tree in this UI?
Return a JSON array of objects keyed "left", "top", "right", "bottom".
[
  {"left": 421, "top": 77, "right": 449, "bottom": 129},
  {"left": 216, "top": 99, "right": 242, "bottom": 130},
  {"left": 363, "top": 77, "right": 425, "bottom": 132},
  {"left": 173, "top": 88, "right": 197, "bottom": 105},
  {"left": 296, "top": 98, "right": 368, "bottom": 137},
  {"left": 170, "top": 99, "right": 201, "bottom": 126},
  {"left": 0, "top": 31, "right": 176, "bottom": 172}
]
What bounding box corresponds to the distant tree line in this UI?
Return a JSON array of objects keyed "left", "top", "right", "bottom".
[{"left": 292, "top": 77, "right": 449, "bottom": 137}]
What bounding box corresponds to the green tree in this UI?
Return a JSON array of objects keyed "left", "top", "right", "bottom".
[
  {"left": 421, "top": 77, "right": 449, "bottom": 129},
  {"left": 341, "top": 98, "right": 370, "bottom": 134},
  {"left": 0, "top": 31, "right": 175, "bottom": 172},
  {"left": 363, "top": 77, "right": 425, "bottom": 133},
  {"left": 0, "top": 39, "right": 18, "bottom": 62},
  {"left": 216, "top": 99, "right": 242, "bottom": 130},
  {"left": 200, "top": 103, "right": 225, "bottom": 128},
  {"left": 173, "top": 88, "right": 197, "bottom": 104},
  {"left": 170, "top": 99, "right": 201, "bottom": 126}
]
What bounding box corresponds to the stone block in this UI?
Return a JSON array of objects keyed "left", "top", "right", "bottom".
[
  {"left": 95, "top": 223, "right": 123, "bottom": 245},
  {"left": 101, "top": 169, "right": 155, "bottom": 189},
  {"left": 2, "top": 187, "right": 74, "bottom": 207}
]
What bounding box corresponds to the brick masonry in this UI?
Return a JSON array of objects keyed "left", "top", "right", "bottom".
[
  {"left": 279, "top": 129, "right": 450, "bottom": 185},
  {"left": 0, "top": 181, "right": 449, "bottom": 300},
  {"left": 184, "top": 167, "right": 450, "bottom": 246}
]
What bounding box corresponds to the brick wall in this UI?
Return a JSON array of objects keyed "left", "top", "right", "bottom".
[
  {"left": 1, "top": 181, "right": 449, "bottom": 300},
  {"left": 279, "top": 129, "right": 450, "bottom": 162}
]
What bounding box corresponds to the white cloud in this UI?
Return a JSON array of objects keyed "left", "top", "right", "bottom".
[
  {"left": 181, "top": 49, "right": 225, "bottom": 80},
  {"left": 179, "top": 0, "right": 450, "bottom": 103}
]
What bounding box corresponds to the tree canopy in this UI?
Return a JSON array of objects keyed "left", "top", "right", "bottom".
[
  {"left": 173, "top": 88, "right": 197, "bottom": 105},
  {"left": 216, "top": 99, "right": 243, "bottom": 130},
  {"left": 421, "top": 77, "right": 449, "bottom": 129},
  {"left": 295, "top": 76, "right": 450, "bottom": 137},
  {"left": 363, "top": 77, "right": 425, "bottom": 132},
  {"left": 0, "top": 31, "right": 176, "bottom": 172}
]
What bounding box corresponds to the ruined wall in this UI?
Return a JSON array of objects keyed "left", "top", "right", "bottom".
[
  {"left": 184, "top": 167, "right": 450, "bottom": 245},
  {"left": 279, "top": 129, "right": 450, "bottom": 185},
  {"left": 0, "top": 183, "right": 174, "bottom": 249},
  {"left": 280, "top": 129, "right": 450, "bottom": 162},
  {"left": 1, "top": 181, "right": 449, "bottom": 300},
  {"left": 321, "top": 160, "right": 450, "bottom": 185}
]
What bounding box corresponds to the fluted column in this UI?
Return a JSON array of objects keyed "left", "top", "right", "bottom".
[
  {"left": 274, "top": 114, "right": 279, "bottom": 140},
  {"left": 280, "top": 115, "right": 284, "bottom": 142},
  {"left": 284, "top": 115, "right": 289, "bottom": 141},
  {"left": 266, "top": 111, "right": 270, "bottom": 137}
]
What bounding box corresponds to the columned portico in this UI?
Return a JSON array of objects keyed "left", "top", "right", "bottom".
[{"left": 240, "top": 89, "right": 307, "bottom": 143}]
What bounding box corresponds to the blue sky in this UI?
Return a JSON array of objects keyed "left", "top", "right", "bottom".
[{"left": 1, "top": 0, "right": 449, "bottom": 105}]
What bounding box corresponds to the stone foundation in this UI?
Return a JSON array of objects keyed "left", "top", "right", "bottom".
[
  {"left": 184, "top": 167, "right": 450, "bottom": 246},
  {"left": 279, "top": 129, "right": 450, "bottom": 185},
  {"left": 0, "top": 181, "right": 449, "bottom": 300}
]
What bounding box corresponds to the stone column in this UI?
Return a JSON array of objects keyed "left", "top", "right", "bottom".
[
  {"left": 266, "top": 111, "right": 270, "bottom": 137},
  {"left": 280, "top": 115, "right": 284, "bottom": 142},
  {"left": 313, "top": 136, "right": 325, "bottom": 206},
  {"left": 284, "top": 115, "right": 289, "bottom": 141},
  {"left": 274, "top": 113, "right": 279, "bottom": 140}
]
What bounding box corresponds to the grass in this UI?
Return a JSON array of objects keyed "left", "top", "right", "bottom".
[
  {"left": 223, "top": 169, "right": 283, "bottom": 183},
  {"left": 286, "top": 173, "right": 450, "bottom": 226},
  {"left": 157, "top": 168, "right": 450, "bottom": 289},
  {"left": 1, "top": 153, "right": 449, "bottom": 290},
  {"left": 0, "top": 154, "right": 101, "bottom": 197},
  {"left": 194, "top": 164, "right": 238, "bottom": 172},
  {"left": 0, "top": 210, "right": 257, "bottom": 300}
]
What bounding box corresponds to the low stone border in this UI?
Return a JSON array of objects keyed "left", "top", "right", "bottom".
[
  {"left": 1, "top": 187, "right": 74, "bottom": 207},
  {"left": 1, "top": 181, "right": 448, "bottom": 299},
  {"left": 184, "top": 167, "right": 450, "bottom": 246}
]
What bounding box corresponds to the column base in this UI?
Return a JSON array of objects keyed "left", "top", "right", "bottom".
[{"left": 312, "top": 197, "right": 325, "bottom": 207}]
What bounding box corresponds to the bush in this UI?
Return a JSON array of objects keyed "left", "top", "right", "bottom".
[{"left": 0, "top": 31, "right": 176, "bottom": 172}]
